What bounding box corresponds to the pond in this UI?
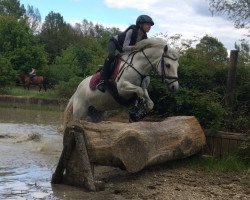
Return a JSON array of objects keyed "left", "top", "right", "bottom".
[{"left": 0, "top": 107, "right": 120, "bottom": 199}]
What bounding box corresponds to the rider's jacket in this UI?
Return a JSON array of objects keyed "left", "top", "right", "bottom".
[{"left": 111, "top": 25, "right": 148, "bottom": 52}]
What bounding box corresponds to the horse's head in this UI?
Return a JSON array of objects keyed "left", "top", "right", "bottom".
[
  {"left": 135, "top": 38, "right": 179, "bottom": 92},
  {"left": 159, "top": 45, "right": 179, "bottom": 92}
]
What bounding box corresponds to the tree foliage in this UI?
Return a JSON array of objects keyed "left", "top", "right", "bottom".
[
  {"left": 207, "top": 0, "right": 250, "bottom": 32},
  {"left": 0, "top": 55, "right": 16, "bottom": 87},
  {"left": 0, "top": 0, "right": 25, "bottom": 19},
  {"left": 25, "top": 4, "right": 41, "bottom": 33},
  {"left": 39, "top": 11, "right": 74, "bottom": 63},
  {"left": 0, "top": 16, "right": 47, "bottom": 73}
]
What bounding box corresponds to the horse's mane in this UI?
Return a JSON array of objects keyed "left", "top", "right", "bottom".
[{"left": 135, "top": 37, "right": 179, "bottom": 60}]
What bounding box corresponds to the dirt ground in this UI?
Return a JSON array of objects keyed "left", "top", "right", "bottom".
[
  {"left": 85, "top": 113, "right": 250, "bottom": 200},
  {"left": 92, "top": 163, "right": 250, "bottom": 200}
]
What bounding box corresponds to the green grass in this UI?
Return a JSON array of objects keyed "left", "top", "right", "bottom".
[
  {"left": 0, "top": 101, "right": 63, "bottom": 111},
  {"left": 7, "top": 86, "right": 59, "bottom": 99},
  {"left": 177, "top": 154, "right": 250, "bottom": 174}
]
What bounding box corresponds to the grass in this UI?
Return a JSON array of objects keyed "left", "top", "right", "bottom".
[
  {"left": 0, "top": 101, "right": 63, "bottom": 111},
  {"left": 175, "top": 154, "right": 250, "bottom": 174},
  {"left": 0, "top": 86, "right": 65, "bottom": 111},
  {"left": 7, "top": 86, "right": 59, "bottom": 99}
]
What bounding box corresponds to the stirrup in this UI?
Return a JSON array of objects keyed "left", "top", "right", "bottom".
[{"left": 96, "top": 80, "right": 106, "bottom": 93}]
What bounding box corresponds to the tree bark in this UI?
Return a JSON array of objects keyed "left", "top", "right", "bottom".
[{"left": 64, "top": 116, "right": 205, "bottom": 180}]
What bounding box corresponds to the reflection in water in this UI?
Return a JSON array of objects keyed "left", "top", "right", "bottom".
[
  {"left": 0, "top": 107, "right": 121, "bottom": 199},
  {"left": 0, "top": 107, "right": 64, "bottom": 199},
  {"left": 0, "top": 107, "right": 63, "bottom": 126}
]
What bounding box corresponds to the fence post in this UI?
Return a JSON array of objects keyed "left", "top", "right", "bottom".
[{"left": 225, "top": 50, "right": 239, "bottom": 107}]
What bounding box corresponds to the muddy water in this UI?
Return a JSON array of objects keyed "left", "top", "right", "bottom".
[{"left": 0, "top": 107, "right": 120, "bottom": 200}]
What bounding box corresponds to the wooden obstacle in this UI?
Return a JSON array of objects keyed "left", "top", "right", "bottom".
[
  {"left": 204, "top": 130, "right": 249, "bottom": 157},
  {"left": 51, "top": 116, "right": 206, "bottom": 191}
]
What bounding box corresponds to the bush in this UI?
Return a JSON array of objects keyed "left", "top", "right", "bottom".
[
  {"left": 55, "top": 76, "right": 83, "bottom": 99},
  {"left": 0, "top": 56, "right": 16, "bottom": 94},
  {"left": 149, "top": 79, "right": 225, "bottom": 129}
]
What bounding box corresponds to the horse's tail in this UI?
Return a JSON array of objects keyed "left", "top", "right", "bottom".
[{"left": 63, "top": 94, "right": 74, "bottom": 131}]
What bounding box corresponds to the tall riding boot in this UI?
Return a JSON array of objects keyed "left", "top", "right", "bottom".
[{"left": 96, "top": 55, "right": 115, "bottom": 92}]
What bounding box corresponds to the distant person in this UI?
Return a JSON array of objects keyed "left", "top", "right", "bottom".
[
  {"left": 96, "top": 15, "right": 154, "bottom": 92},
  {"left": 29, "top": 68, "right": 37, "bottom": 80}
]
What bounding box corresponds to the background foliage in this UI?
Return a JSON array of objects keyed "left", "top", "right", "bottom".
[{"left": 0, "top": 0, "right": 249, "bottom": 133}]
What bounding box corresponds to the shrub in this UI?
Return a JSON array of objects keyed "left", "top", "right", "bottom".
[
  {"left": 55, "top": 76, "right": 83, "bottom": 99},
  {"left": 0, "top": 56, "right": 16, "bottom": 94}
]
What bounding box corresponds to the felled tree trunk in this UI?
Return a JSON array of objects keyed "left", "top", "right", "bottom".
[{"left": 62, "top": 116, "right": 205, "bottom": 186}]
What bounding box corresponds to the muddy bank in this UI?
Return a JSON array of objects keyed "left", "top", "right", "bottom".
[{"left": 0, "top": 95, "right": 66, "bottom": 109}]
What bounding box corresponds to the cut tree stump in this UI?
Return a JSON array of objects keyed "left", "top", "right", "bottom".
[{"left": 52, "top": 116, "right": 206, "bottom": 191}]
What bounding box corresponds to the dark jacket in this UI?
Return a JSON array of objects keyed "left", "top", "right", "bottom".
[{"left": 112, "top": 25, "right": 148, "bottom": 52}]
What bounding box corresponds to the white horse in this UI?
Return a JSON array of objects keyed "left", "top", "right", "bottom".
[{"left": 64, "top": 37, "right": 179, "bottom": 126}]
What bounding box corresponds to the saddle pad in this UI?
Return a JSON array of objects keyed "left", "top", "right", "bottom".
[
  {"left": 89, "top": 72, "right": 101, "bottom": 90},
  {"left": 89, "top": 58, "right": 121, "bottom": 91}
]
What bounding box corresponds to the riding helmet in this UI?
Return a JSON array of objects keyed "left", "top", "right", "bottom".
[{"left": 136, "top": 15, "right": 154, "bottom": 26}]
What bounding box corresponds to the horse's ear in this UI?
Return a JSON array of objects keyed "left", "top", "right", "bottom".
[{"left": 164, "top": 45, "right": 168, "bottom": 52}]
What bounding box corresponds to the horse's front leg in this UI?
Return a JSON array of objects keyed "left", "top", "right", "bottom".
[
  {"left": 142, "top": 88, "right": 154, "bottom": 112},
  {"left": 119, "top": 81, "right": 154, "bottom": 112},
  {"left": 118, "top": 80, "right": 144, "bottom": 98}
]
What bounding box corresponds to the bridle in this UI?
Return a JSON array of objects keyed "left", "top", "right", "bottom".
[
  {"left": 142, "top": 49, "right": 179, "bottom": 85},
  {"left": 117, "top": 46, "right": 179, "bottom": 86}
]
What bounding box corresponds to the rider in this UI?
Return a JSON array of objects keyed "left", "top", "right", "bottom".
[
  {"left": 29, "top": 68, "right": 36, "bottom": 80},
  {"left": 96, "top": 15, "right": 154, "bottom": 92}
]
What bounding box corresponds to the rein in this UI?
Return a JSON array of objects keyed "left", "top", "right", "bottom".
[{"left": 117, "top": 51, "right": 147, "bottom": 87}]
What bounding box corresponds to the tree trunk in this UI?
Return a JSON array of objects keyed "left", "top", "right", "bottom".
[{"left": 64, "top": 116, "right": 205, "bottom": 182}]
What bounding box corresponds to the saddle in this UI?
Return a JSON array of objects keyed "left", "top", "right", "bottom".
[
  {"left": 89, "top": 56, "right": 136, "bottom": 107},
  {"left": 89, "top": 56, "right": 121, "bottom": 90}
]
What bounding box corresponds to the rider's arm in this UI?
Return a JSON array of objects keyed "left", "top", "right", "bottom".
[{"left": 122, "top": 29, "right": 136, "bottom": 52}]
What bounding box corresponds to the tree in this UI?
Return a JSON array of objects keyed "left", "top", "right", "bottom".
[
  {"left": 207, "top": 0, "right": 250, "bottom": 32},
  {"left": 25, "top": 4, "right": 41, "bottom": 33},
  {"left": 39, "top": 11, "right": 74, "bottom": 63},
  {"left": 0, "top": 55, "right": 16, "bottom": 92},
  {"left": 0, "top": 16, "right": 47, "bottom": 73},
  {"left": 196, "top": 35, "right": 228, "bottom": 65},
  {"left": 235, "top": 39, "right": 250, "bottom": 66},
  {"left": 0, "top": 0, "right": 25, "bottom": 19}
]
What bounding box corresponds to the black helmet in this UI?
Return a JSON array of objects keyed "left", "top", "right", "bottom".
[{"left": 136, "top": 15, "right": 154, "bottom": 26}]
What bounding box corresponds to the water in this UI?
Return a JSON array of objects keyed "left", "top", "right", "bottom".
[
  {"left": 0, "top": 107, "right": 126, "bottom": 199},
  {"left": 0, "top": 107, "right": 64, "bottom": 199}
]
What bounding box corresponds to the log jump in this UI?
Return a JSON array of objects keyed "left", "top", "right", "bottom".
[{"left": 52, "top": 116, "right": 206, "bottom": 191}]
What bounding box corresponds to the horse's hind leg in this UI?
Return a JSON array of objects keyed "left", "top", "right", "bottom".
[
  {"left": 87, "top": 106, "right": 105, "bottom": 122},
  {"left": 72, "top": 102, "right": 88, "bottom": 121}
]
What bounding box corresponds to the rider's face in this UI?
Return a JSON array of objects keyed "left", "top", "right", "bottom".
[{"left": 141, "top": 23, "right": 151, "bottom": 32}]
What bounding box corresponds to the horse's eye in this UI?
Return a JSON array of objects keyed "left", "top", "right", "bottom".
[{"left": 165, "top": 63, "right": 170, "bottom": 68}]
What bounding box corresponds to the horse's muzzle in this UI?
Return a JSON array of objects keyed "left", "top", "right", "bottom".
[
  {"left": 166, "top": 81, "right": 179, "bottom": 92},
  {"left": 164, "top": 77, "right": 179, "bottom": 92}
]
